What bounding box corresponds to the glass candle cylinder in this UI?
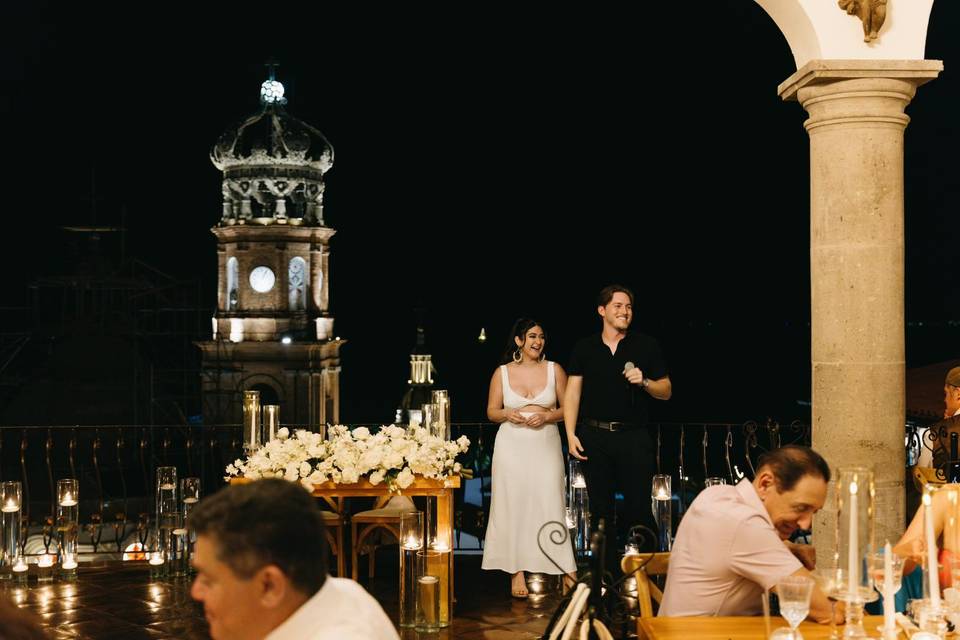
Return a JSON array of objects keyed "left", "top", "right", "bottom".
[
  {"left": 835, "top": 465, "right": 877, "bottom": 640},
  {"left": 149, "top": 549, "right": 166, "bottom": 580},
  {"left": 431, "top": 390, "right": 451, "bottom": 440},
  {"left": 705, "top": 477, "right": 727, "bottom": 487},
  {"left": 399, "top": 511, "right": 423, "bottom": 628},
  {"left": 181, "top": 477, "right": 200, "bottom": 570},
  {"left": 156, "top": 468, "right": 177, "bottom": 574},
  {"left": 157, "top": 467, "right": 177, "bottom": 511},
  {"left": 263, "top": 404, "right": 280, "bottom": 443},
  {"left": 421, "top": 403, "right": 437, "bottom": 436},
  {"left": 242, "top": 390, "right": 261, "bottom": 452},
  {"left": 1, "top": 481, "right": 22, "bottom": 581},
  {"left": 835, "top": 466, "right": 875, "bottom": 602},
  {"left": 430, "top": 532, "right": 453, "bottom": 627},
  {"left": 416, "top": 550, "right": 441, "bottom": 632},
  {"left": 57, "top": 479, "right": 79, "bottom": 579},
  {"left": 11, "top": 555, "right": 27, "bottom": 585},
  {"left": 37, "top": 554, "right": 54, "bottom": 583},
  {"left": 651, "top": 474, "right": 672, "bottom": 552},
  {"left": 168, "top": 512, "right": 189, "bottom": 578}
]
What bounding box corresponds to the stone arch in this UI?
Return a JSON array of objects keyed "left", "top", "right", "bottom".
[
  {"left": 240, "top": 374, "right": 283, "bottom": 407},
  {"left": 754, "top": 0, "right": 935, "bottom": 69}
]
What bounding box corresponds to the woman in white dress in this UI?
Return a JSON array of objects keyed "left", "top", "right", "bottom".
[{"left": 482, "top": 318, "right": 577, "bottom": 598}]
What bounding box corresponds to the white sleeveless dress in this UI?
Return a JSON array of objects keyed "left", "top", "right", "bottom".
[{"left": 481, "top": 362, "right": 576, "bottom": 574}]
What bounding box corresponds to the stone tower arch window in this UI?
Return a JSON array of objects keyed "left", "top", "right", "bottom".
[
  {"left": 227, "top": 257, "right": 239, "bottom": 311},
  {"left": 289, "top": 257, "right": 306, "bottom": 311}
]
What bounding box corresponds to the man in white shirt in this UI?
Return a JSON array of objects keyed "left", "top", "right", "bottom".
[
  {"left": 659, "top": 445, "right": 840, "bottom": 623},
  {"left": 189, "top": 478, "right": 398, "bottom": 640}
]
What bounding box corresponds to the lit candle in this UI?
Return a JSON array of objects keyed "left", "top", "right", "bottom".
[
  {"left": 432, "top": 541, "right": 450, "bottom": 553},
  {"left": 37, "top": 554, "right": 53, "bottom": 568},
  {"left": 403, "top": 535, "right": 421, "bottom": 550},
  {"left": 12, "top": 558, "right": 27, "bottom": 573},
  {"left": 60, "top": 492, "right": 77, "bottom": 507},
  {"left": 62, "top": 554, "right": 78, "bottom": 570},
  {"left": 149, "top": 554, "right": 165, "bottom": 566},
  {"left": 884, "top": 542, "right": 895, "bottom": 634},
  {"left": 848, "top": 481, "right": 858, "bottom": 599},
  {"left": 924, "top": 491, "right": 941, "bottom": 609},
  {"left": 655, "top": 488, "right": 669, "bottom": 500},
  {"left": 159, "top": 484, "right": 175, "bottom": 491},
  {"left": 2, "top": 499, "right": 18, "bottom": 512},
  {"left": 183, "top": 497, "right": 199, "bottom": 505}
]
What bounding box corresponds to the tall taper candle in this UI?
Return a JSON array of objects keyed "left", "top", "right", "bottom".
[
  {"left": 924, "top": 491, "right": 941, "bottom": 610},
  {"left": 848, "top": 481, "right": 858, "bottom": 599}
]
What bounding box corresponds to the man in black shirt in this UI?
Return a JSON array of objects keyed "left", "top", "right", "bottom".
[{"left": 564, "top": 284, "right": 672, "bottom": 569}]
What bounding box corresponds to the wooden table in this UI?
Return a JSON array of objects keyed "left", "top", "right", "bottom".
[
  {"left": 640, "top": 615, "right": 885, "bottom": 639},
  {"left": 310, "top": 475, "right": 461, "bottom": 624},
  {"left": 234, "top": 475, "right": 461, "bottom": 625}
]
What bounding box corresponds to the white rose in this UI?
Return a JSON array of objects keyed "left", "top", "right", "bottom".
[
  {"left": 341, "top": 467, "right": 360, "bottom": 484},
  {"left": 277, "top": 427, "right": 290, "bottom": 440},
  {"left": 396, "top": 467, "right": 415, "bottom": 489},
  {"left": 352, "top": 426, "right": 371, "bottom": 440},
  {"left": 369, "top": 470, "right": 385, "bottom": 485}
]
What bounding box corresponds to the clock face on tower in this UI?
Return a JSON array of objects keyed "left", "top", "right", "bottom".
[{"left": 249, "top": 266, "right": 276, "bottom": 293}]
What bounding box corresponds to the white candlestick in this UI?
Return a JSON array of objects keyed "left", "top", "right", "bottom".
[
  {"left": 924, "top": 491, "right": 941, "bottom": 609},
  {"left": 884, "top": 542, "right": 895, "bottom": 632},
  {"left": 848, "top": 481, "right": 859, "bottom": 599}
]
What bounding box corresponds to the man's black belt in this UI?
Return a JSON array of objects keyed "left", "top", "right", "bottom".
[{"left": 582, "top": 419, "right": 637, "bottom": 432}]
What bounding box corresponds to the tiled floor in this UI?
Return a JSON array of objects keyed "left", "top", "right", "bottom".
[{"left": 2, "top": 554, "right": 574, "bottom": 639}]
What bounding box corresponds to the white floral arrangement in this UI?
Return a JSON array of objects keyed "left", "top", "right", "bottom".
[{"left": 225, "top": 425, "right": 471, "bottom": 492}]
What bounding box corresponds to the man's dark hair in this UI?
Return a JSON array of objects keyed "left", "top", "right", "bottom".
[
  {"left": 756, "top": 445, "right": 831, "bottom": 491},
  {"left": 188, "top": 478, "right": 328, "bottom": 595},
  {"left": 597, "top": 284, "right": 635, "bottom": 308}
]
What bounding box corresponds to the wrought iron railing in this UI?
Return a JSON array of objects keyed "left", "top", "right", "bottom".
[{"left": 0, "top": 419, "right": 809, "bottom": 555}]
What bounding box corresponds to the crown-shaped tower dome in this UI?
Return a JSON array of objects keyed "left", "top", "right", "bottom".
[{"left": 211, "top": 71, "right": 334, "bottom": 227}]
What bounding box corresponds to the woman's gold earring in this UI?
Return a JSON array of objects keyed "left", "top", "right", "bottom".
[{"left": 513, "top": 348, "right": 522, "bottom": 364}]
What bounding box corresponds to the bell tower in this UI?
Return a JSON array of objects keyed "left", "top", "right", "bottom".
[{"left": 197, "top": 71, "right": 343, "bottom": 426}]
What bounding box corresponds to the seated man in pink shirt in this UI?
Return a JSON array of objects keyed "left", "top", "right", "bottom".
[{"left": 659, "top": 445, "right": 840, "bottom": 623}]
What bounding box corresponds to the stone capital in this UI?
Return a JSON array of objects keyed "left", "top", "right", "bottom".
[{"left": 778, "top": 59, "right": 942, "bottom": 102}]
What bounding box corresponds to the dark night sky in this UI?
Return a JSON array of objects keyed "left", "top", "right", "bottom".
[{"left": 3, "top": 2, "right": 959, "bottom": 423}]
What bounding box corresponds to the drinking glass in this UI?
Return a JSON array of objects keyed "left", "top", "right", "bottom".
[
  {"left": 811, "top": 567, "right": 843, "bottom": 640},
  {"left": 777, "top": 575, "right": 814, "bottom": 639},
  {"left": 870, "top": 550, "right": 904, "bottom": 597}
]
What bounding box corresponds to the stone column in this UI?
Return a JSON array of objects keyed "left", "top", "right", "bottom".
[{"left": 779, "top": 61, "right": 941, "bottom": 554}]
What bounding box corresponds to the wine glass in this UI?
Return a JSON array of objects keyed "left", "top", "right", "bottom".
[
  {"left": 870, "top": 550, "right": 905, "bottom": 634},
  {"left": 810, "top": 567, "right": 843, "bottom": 640},
  {"left": 870, "top": 550, "right": 905, "bottom": 598},
  {"left": 777, "top": 575, "right": 814, "bottom": 639}
]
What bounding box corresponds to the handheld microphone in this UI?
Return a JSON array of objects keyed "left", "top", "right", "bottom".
[{"left": 623, "top": 361, "right": 635, "bottom": 375}]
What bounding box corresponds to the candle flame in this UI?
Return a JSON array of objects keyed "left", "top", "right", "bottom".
[{"left": 849, "top": 481, "right": 858, "bottom": 495}]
